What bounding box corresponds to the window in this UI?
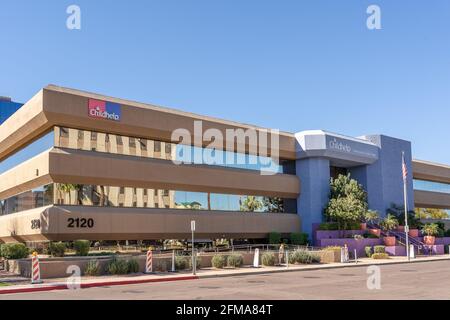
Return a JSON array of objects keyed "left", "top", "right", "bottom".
[
  {"left": 154, "top": 141, "right": 161, "bottom": 152},
  {"left": 139, "top": 139, "right": 147, "bottom": 150},
  {"left": 91, "top": 132, "right": 97, "bottom": 141},
  {"left": 129, "top": 138, "right": 136, "bottom": 148},
  {"left": 116, "top": 136, "right": 123, "bottom": 146},
  {"left": 60, "top": 127, "right": 69, "bottom": 137}
]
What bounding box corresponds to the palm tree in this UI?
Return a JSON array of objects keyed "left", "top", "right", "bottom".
[
  {"left": 57, "top": 184, "right": 77, "bottom": 205},
  {"left": 240, "top": 196, "right": 263, "bottom": 212}
]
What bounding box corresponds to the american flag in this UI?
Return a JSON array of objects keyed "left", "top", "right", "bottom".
[{"left": 402, "top": 152, "right": 408, "bottom": 182}]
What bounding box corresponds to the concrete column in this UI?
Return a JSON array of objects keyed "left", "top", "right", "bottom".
[{"left": 296, "top": 158, "right": 330, "bottom": 237}]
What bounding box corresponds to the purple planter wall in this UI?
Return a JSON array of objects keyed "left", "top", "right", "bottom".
[
  {"left": 434, "top": 237, "right": 450, "bottom": 246},
  {"left": 315, "top": 230, "right": 365, "bottom": 243},
  {"left": 385, "top": 246, "right": 406, "bottom": 256},
  {"left": 319, "top": 238, "right": 382, "bottom": 257},
  {"left": 425, "top": 245, "right": 445, "bottom": 255}
]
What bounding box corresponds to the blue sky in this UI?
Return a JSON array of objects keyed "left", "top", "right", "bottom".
[{"left": 1, "top": 0, "right": 449, "bottom": 164}]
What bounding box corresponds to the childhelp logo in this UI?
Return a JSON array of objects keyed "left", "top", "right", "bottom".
[{"left": 88, "top": 99, "right": 121, "bottom": 121}]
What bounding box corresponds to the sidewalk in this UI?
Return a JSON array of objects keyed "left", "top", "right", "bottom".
[{"left": 1, "top": 255, "right": 449, "bottom": 295}]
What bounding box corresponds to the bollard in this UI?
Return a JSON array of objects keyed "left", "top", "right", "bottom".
[
  {"left": 354, "top": 249, "right": 358, "bottom": 264},
  {"left": 170, "top": 250, "right": 176, "bottom": 272},
  {"left": 253, "top": 248, "right": 260, "bottom": 268},
  {"left": 31, "top": 252, "right": 43, "bottom": 284},
  {"left": 145, "top": 249, "right": 153, "bottom": 274},
  {"left": 285, "top": 250, "right": 289, "bottom": 269}
]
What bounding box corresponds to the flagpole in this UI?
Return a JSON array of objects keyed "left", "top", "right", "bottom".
[{"left": 402, "top": 151, "right": 411, "bottom": 262}]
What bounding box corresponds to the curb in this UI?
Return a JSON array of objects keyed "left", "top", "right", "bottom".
[
  {"left": 197, "top": 256, "right": 450, "bottom": 279},
  {"left": 0, "top": 275, "right": 198, "bottom": 295},
  {"left": 1, "top": 257, "right": 448, "bottom": 295}
]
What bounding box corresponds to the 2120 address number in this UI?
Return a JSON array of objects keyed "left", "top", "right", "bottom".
[{"left": 67, "top": 218, "right": 95, "bottom": 228}]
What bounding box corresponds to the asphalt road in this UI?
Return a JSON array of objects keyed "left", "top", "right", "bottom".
[{"left": 2, "top": 260, "right": 450, "bottom": 300}]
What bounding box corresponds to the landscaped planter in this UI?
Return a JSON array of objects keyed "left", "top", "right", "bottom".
[
  {"left": 425, "top": 245, "right": 445, "bottom": 255},
  {"left": 424, "top": 236, "right": 436, "bottom": 245},
  {"left": 408, "top": 229, "right": 419, "bottom": 237},
  {"left": 383, "top": 236, "right": 396, "bottom": 246},
  {"left": 434, "top": 237, "right": 450, "bottom": 246},
  {"left": 385, "top": 246, "right": 406, "bottom": 256},
  {"left": 319, "top": 238, "right": 382, "bottom": 257},
  {"left": 397, "top": 226, "right": 405, "bottom": 232},
  {"left": 368, "top": 229, "right": 381, "bottom": 237},
  {"left": 360, "top": 223, "right": 367, "bottom": 231},
  {"left": 315, "top": 230, "right": 365, "bottom": 242}
]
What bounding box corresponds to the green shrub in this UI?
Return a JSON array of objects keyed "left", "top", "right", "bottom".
[
  {"left": 85, "top": 260, "right": 101, "bottom": 276},
  {"left": 211, "top": 254, "right": 226, "bottom": 269},
  {"left": 289, "top": 250, "right": 320, "bottom": 264},
  {"left": 127, "top": 259, "right": 140, "bottom": 273},
  {"left": 318, "top": 223, "right": 339, "bottom": 231},
  {"left": 226, "top": 254, "right": 243, "bottom": 268},
  {"left": 363, "top": 232, "right": 379, "bottom": 239},
  {"left": 0, "top": 243, "right": 29, "bottom": 259},
  {"left": 261, "top": 252, "right": 276, "bottom": 266},
  {"left": 268, "top": 232, "right": 281, "bottom": 244},
  {"left": 324, "top": 246, "right": 342, "bottom": 251},
  {"left": 48, "top": 242, "right": 66, "bottom": 257},
  {"left": 290, "top": 233, "right": 309, "bottom": 245},
  {"left": 374, "top": 245, "right": 386, "bottom": 254},
  {"left": 347, "top": 222, "right": 362, "bottom": 230},
  {"left": 372, "top": 253, "right": 390, "bottom": 260},
  {"left": 107, "top": 257, "right": 129, "bottom": 275},
  {"left": 445, "top": 229, "right": 450, "bottom": 237},
  {"left": 365, "top": 246, "right": 373, "bottom": 258},
  {"left": 188, "top": 256, "right": 202, "bottom": 270},
  {"left": 175, "top": 256, "right": 189, "bottom": 270},
  {"left": 73, "top": 240, "right": 90, "bottom": 256}
]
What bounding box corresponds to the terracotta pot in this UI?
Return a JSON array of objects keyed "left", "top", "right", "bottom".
[
  {"left": 369, "top": 229, "right": 381, "bottom": 237},
  {"left": 360, "top": 223, "right": 367, "bottom": 231},
  {"left": 424, "top": 236, "right": 436, "bottom": 245},
  {"left": 383, "top": 236, "right": 396, "bottom": 246},
  {"left": 408, "top": 229, "right": 419, "bottom": 237},
  {"left": 397, "top": 226, "right": 405, "bottom": 232}
]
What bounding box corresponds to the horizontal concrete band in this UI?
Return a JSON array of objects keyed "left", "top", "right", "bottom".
[
  {"left": 414, "top": 190, "right": 450, "bottom": 209},
  {"left": 0, "top": 86, "right": 297, "bottom": 162},
  {"left": 413, "top": 160, "right": 450, "bottom": 184},
  {"left": 0, "top": 147, "right": 300, "bottom": 200},
  {"left": 0, "top": 205, "right": 301, "bottom": 243}
]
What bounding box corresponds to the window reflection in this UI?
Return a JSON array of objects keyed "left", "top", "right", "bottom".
[
  {"left": 0, "top": 184, "right": 53, "bottom": 216},
  {"left": 53, "top": 183, "right": 290, "bottom": 213},
  {"left": 55, "top": 126, "right": 286, "bottom": 173},
  {"left": 414, "top": 179, "right": 450, "bottom": 195}
]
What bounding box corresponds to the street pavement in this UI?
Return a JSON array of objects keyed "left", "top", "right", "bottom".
[{"left": 2, "top": 260, "right": 450, "bottom": 300}]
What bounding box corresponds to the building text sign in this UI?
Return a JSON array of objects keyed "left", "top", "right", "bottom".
[{"left": 88, "top": 99, "right": 121, "bottom": 121}]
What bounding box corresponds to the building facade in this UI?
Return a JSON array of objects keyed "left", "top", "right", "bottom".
[
  {"left": 0, "top": 97, "right": 22, "bottom": 124},
  {"left": 0, "top": 85, "right": 449, "bottom": 243}
]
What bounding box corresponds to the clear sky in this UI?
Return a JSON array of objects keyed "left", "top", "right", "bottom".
[{"left": 1, "top": 0, "right": 449, "bottom": 164}]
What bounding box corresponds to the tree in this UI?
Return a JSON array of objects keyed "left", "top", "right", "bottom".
[
  {"left": 380, "top": 214, "right": 399, "bottom": 236},
  {"left": 415, "top": 208, "right": 449, "bottom": 220},
  {"left": 176, "top": 202, "right": 203, "bottom": 210},
  {"left": 263, "top": 197, "right": 284, "bottom": 213},
  {"left": 387, "top": 203, "right": 422, "bottom": 229},
  {"left": 364, "top": 210, "right": 380, "bottom": 225},
  {"left": 325, "top": 194, "right": 366, "bottom": 232},
  {"left": 329, "top": 174, "right": 368, "bottom": 211},
  {"left": 57, "top": 183, "right": 77, "bottom": 205},
  {"left": 324, "top": 174, "right": 368, "bottom": 232},
  {"left": 240, "top": 196, "right": 263, "bottom": 212}
]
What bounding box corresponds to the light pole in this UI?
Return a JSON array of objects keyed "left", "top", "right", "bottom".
[{"left": 191, "top": 220, "right": 196, "bottom": 275}]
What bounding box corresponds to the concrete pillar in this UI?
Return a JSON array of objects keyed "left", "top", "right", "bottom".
[{"left": 296, "top": 158, "right": 330, "bottom": 237}]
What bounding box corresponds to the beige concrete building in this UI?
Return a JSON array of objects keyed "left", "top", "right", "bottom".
[{"left": 0, "top": 85, "right": 449, "bottom": 243}]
